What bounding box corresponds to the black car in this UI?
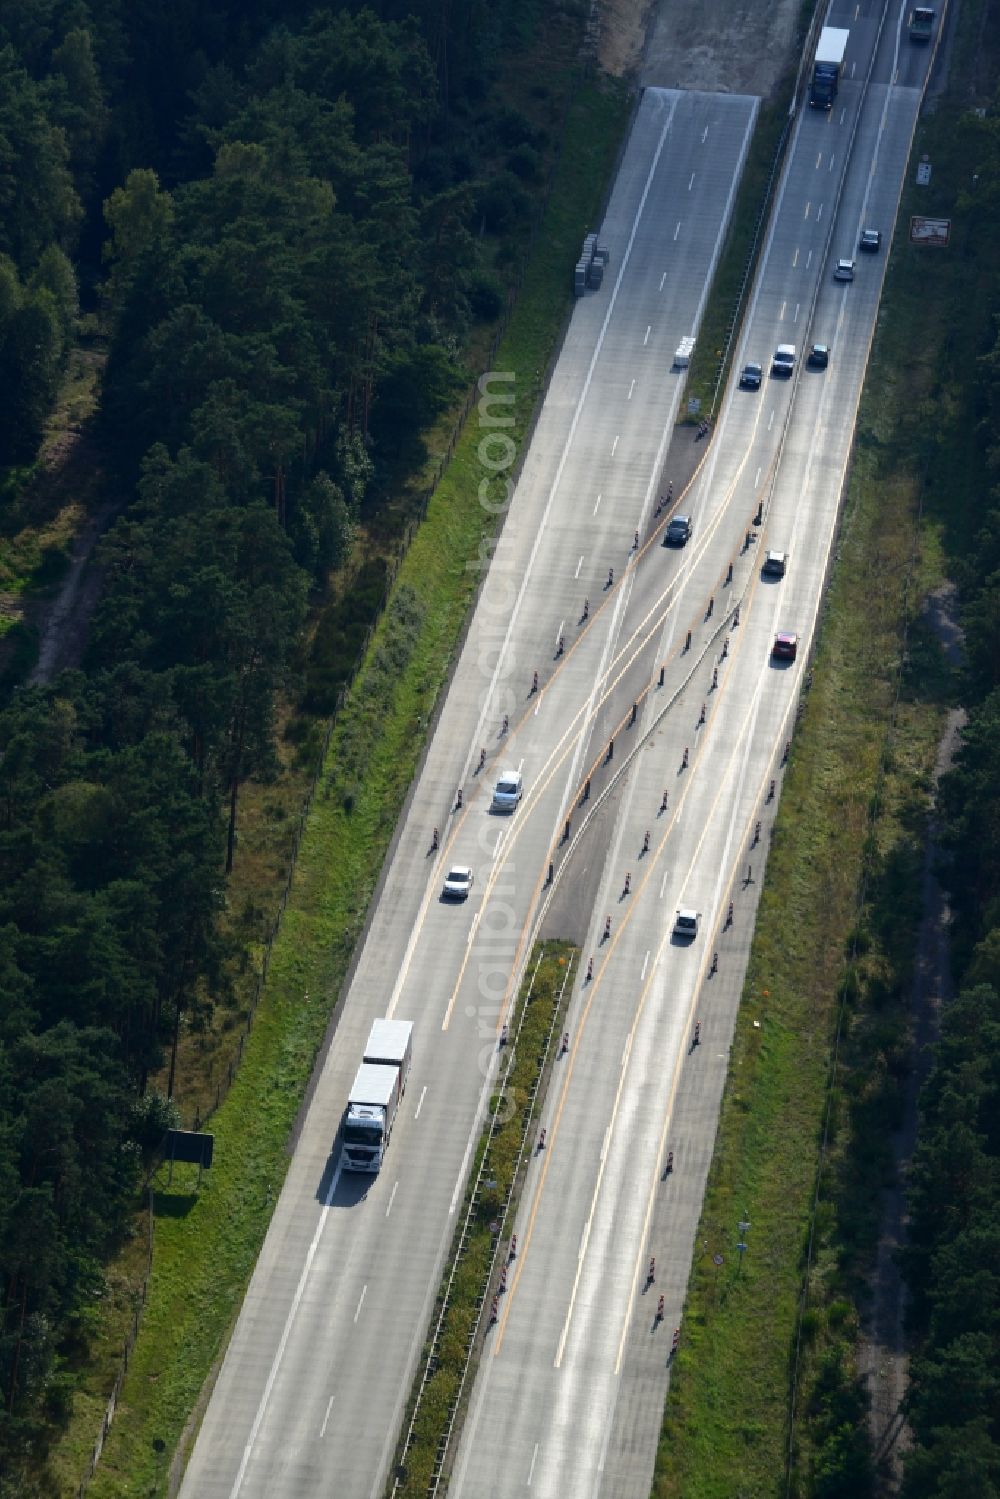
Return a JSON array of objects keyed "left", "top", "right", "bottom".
[
  {"left": 664, "top": 515, "right": 692, "bottom": 546},
  {"left": 739, "top": 362, "right": 763, "bottom": 391},
  {"left": 859, "top": 228, "right": 881, "bottom": 253},
  {"left": 807, "top": 343, "right": 829, "bottom": 369}
]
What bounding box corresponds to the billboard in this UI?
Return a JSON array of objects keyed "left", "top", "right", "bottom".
[{"left": 909, "top": 216, "right": 951, "bottom": 247}]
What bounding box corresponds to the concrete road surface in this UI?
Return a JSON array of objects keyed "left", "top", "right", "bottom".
[
  {"left": 449, "top": 4, "right": 937, "bottom": 1495},
  {"left": 178, "top": 87, "right": 759, "bottom": 1499}
]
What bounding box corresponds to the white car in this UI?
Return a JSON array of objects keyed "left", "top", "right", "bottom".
[
  {"left": 772, "top": 344, "right": 796, "bottom": 376},
  {"left": 673, "top": 908, "right": 700, "bottom": 940},
  {"left": 834, "top": 258, "right": 855, "bottom": 282},
  {"left": 442, "top": 865, "right": 474, "bottom": 900},
  {"left": 491, "top": 770, "right": 523, "bottom": 813}
]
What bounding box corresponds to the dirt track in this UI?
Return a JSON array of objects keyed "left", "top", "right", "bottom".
[{"left": 599, "top": 0, "right": 801, "bottom": 97}]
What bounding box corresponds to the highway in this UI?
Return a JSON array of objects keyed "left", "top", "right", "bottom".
[
  {"left": 178, "top": 1, "right": 938, "bottom": 1489},
  {"left": 448, "top": 3, "right": 937, "bottom": 1496},
  {"left": 178, "top": 87, "right": 760, "bottom": 1499}
]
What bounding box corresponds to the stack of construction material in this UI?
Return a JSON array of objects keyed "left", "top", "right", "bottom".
[{"left": 574, "top": 232, "right": 610, "bottom": 296}]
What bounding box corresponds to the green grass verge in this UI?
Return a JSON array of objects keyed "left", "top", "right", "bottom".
[
  {"left": 681, "top": 89, "right": 794, "bottom": 420},
  {"left": 81, "top": 76, "right": 629, "bottom": 1499},
  {"left": 650, "top": 85, "right": 975, "bottom": 1499},
  {"left": 393, "top": 942, "right": 576, "bottom": 1496}
]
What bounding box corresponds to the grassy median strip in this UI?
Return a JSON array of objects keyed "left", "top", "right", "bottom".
[
  {"left": 391, "top": 942, "right": 576, "bottom": 1497},
  {"left": 78, "top": 78, "right": 627, "bottom": 1499},
  {"left": 682, "top": 90, "right": 794, "bottom": 420},
  {"left": 649, "top": 117, "right": 960, "bottom": 1499}
]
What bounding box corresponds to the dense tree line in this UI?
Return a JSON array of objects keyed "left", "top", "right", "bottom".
[
  {"left": 901, "top": 105, "right": 1000, "bottom": 1497},
  {"left": 0, "top": 0, "right": 557, "bottom": 1478}
]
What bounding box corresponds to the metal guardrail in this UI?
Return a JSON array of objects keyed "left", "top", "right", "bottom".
[{"left": 389, "top": 955, "right": 574, "bottom": 1497}]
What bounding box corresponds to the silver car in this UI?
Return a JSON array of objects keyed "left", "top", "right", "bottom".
[
  {"left": 673, "top": 908, "right": 700, "bottom": 940},
  {"left": 491, "top": 770, "right": 523, "bottom": 813}
]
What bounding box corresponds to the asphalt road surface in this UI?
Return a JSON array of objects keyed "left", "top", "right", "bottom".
[
  {"left": 449, "top": 3, "right": 938, "bottom": 1496},
  {"left": 178, "top": 87, "right": 760, "bottom": 1499}
]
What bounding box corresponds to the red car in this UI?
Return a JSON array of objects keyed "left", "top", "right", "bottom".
[{"left": 772, "top": 631, "right": 798, "bottom": 661}]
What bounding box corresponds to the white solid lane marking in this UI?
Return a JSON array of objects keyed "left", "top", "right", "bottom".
[
  {"left": 641, "top": 949, "right": 650, "bottom": 981},
  {"left": 644, "top": 324, "right": 651, "bottom": 345},
  {"left": 597, "top": 1400, "right": 617, "bottom": 1472},
  {"left": 611, "top": 434, "right": 620, "bottom": 457},
  {"left": 394, "top": 104, "right": 686, "bottom": 1027},
  {"left": 575, "top": 555, "right": 583, "bottom": 578},
  {"left": 527, "top": 1443, "right": 539, "bottom": 1486},
  {"left": 593, "top": 492, "right": 602, "bottom": 515},
  {"left": 320, "top": 1395, "right": 334, "bottom": 1439},
  {"left": 228, "top": 1155, "right": 343, "bottom": 1498},
  {"left": 553, "top": 991, "right": 641, "bottom": 1367},
  {"left": 628, "top": 379, "right": 635, "bottom": 400},
  {"left": 414, "top": 1085, "right": 427, "bottom": 1120},
  {"left": 386, "top": 1181, "right": 399, "bottom": 1217},
  {"left": 658, "top": 271, "right": 666, "bottom": 290},
  {"left": 354, "top": 1285, "right": 367, "bottom": 1324}
]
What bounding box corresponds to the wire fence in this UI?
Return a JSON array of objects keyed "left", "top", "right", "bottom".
[
  {"left": 77, "top": 57, "right": 591, "bottom": 1495},
  {"left": 76, "top": 1192, "right": 154, "bottom": 1497}
]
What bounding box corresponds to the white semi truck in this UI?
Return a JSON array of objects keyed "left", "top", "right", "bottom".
[{"left": 342, "top": 1018, "right": 413, "bottom": 1172}]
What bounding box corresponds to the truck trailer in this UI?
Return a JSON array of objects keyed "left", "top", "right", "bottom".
[
  {"left": 809, "top": 27, "right": 849, "bottom": 108},
  {"left": 342, "top": 1018, "right": 413, "bottom": 1172}
]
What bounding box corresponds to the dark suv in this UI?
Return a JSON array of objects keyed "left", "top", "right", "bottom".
[{"left": 664, "top": 515, "right": 692, "bottom": 546}]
